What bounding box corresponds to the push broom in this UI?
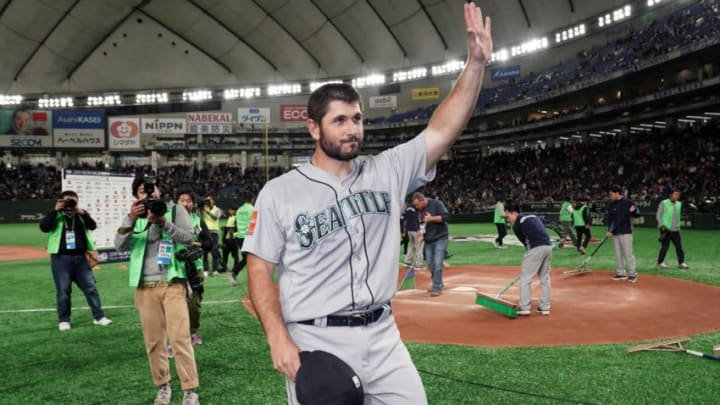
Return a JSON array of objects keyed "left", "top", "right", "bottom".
[
  {"left": 475, "top": 275, "right": 520, "bottom": 318},
  {"left": 563, "top": 233, "right": 611, "bottom": 275}
]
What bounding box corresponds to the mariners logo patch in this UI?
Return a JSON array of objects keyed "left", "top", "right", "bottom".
[{"left": 246, "top": 210, "right": 258, "bottom": 236}]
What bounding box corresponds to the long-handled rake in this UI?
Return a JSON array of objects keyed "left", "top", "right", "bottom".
[
  {"left": 475, "top": 275, "right": 521, "bottom": 318},
  {"left": 628, "top": 336, "right": 720, "bottom": 362},
  {"left": 563, "top": 234, "right": 610, "bottom": 275}
]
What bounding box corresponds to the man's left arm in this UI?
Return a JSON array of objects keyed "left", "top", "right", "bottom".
[{"left": 424, "top": 2, "right": 492, "bottom": 171}]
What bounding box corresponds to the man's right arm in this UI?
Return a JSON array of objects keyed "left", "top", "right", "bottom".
[
  {"left": 247, "top": 254, "right": 301, "bottom": 381},
  {"left": 39, "top": 210, "right": 57, "bottom": 233}
]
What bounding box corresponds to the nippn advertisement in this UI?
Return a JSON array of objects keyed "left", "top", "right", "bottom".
[{"left": 109, "top": 117, "right": 141, "bottom": 150}]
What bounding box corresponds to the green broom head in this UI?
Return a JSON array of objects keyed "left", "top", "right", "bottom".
[
  {"left": 476, "top": 293, "right": 518, "bottom": 318},
  {"left": 398, "top": 266, "right": 416, "bottom": 290}
]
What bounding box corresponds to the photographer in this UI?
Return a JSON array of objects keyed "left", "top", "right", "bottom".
[
  {"left": 200, "top": 195, "right": 222, "bottom": 276},
  {"left": 114, "top": 176, "right": 201, "bottom": 405},
  {"left": 176, "top": 189, "right": 213, "bottom": 346},
  {"left": 39, "top": 190, "right": 112, "bottom": 331},
  {"left": 220, "top": 206, "right": 238, "bottom": 275}
]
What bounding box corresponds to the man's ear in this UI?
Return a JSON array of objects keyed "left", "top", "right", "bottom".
[{"left": 307, "top": 118, "right": 320, "bottom": 141}]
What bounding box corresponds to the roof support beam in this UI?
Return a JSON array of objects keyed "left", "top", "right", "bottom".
[
  {"left": 67, "top": 0, "right": 149, "bottom": 80},
  {"left": 517, "top": 0, "right": 532, "bottom": 28},
  {"left": 14, "top": 0, "right": 82, "bottom": 81},
  {"left": 187, "top": 0, "right": 277, "bottom": 71},
  {"left": 568, "top": 0, "right": 575, "bottom": 13},
  {"left": 309, "top": 0, "right": 364, "bottom": 63},
  {"left": 0, "top": 0, "right": 13, "bottom": 18},
  {"left": 249, "top": 0, "right": 322, "bottom": 69},
  {"left": 135, "top": 8, "right": 232, "bottom": 73},
  {"left": 366, "top": 0, "right": 407, "bottom": 58},
  {"left": 416, "top": 0, "right": 447, "bottom": 50}
]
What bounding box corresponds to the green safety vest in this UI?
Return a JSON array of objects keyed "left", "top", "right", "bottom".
[
  {"left": 572, "top": 205, "right": 587, "bottom": 227},
  {"left": 126, "top": 211, "right": 187, "bottom": 288},
  {"left": 190, "top": 212, "right": 204, "bottom": 271},
  {"left": 659, "top": 199, "right": 682, "bottom": 229},
  {"left": 560, "top": 201, "right": 573, "bottom": 222},
  {"left": 235, "top": 203, "right": 254, "bottom": 235},
  {"left": 46, "top": 212, "right": 96, "bottom": 254},
  {"left": 203, "top": 206, "right": 220, "bottom": 232},
  {"left": 493, "top": 202, "right": 505, "bottom": 224}
]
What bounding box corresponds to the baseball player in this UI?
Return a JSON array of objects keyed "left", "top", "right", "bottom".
[
  {"left": 242, "top": 3, "right": 492, "bottom": 403},
  {"left": 505, "top": 204, "right": 552, "bottom": 316}
]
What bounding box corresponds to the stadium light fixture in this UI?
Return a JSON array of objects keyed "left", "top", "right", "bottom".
[
  {"left": 351, "top": 74, "right": 385, "bottom": 89},
  {"left": 135, "top": 92, "right": 168, "bottom": 104},
  {"left": 309, "top": 80, "right": 343, "bottom": 92},
  {"left": 0, "top": 94, "right": 23, "bottom": 105},
  {"left": 392, "top": 67, "right": 427, "bottom": 83},
  {"left": 267, "top": 83, "right": 302, "bottom": 97},
  {"left": 223, "top": 87, "right": 261, "bottom": 100},
  {"left": 38, "top": 97, "right": 74, "bottom": 108},
  {"left": 686, "top": 115, "right": 710, "bottom": 120},
  {"left": 182, "top": 90, "right": 213, "bottom": 102},
  {"left": 704, "top": 112, "right": 720, "bottom": 116},
  {"left": 87, "top": 94, "right": 122, "bottom": 106},
  {"left": 431, "top": 60, "right": 465, "bottom": 76}
]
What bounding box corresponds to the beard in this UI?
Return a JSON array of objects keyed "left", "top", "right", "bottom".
[{"left": 318, "top": 128, "right": 362, "bottom": 161}]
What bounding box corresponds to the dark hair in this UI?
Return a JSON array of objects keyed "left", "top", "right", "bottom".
[
  {"left": 671, "top": 188, "right": 681, "bottom": 194},
  {"left": 175, "top": 188, "right": 196, "bottom": 203},
  {"left": 609, "top": 184, "right": 622, "bottom": 193},
  {"left": 131, "top": 176, "right": 144, "bottom": 198},
  {"left": 307, "top": 83, "right": 363, "bottom": 123},
  {"left": 505, "top": 203, "right": 521, "bottom": 213},
  {"left": 59, "top": 190, "right": 78, "bottom": 199}
]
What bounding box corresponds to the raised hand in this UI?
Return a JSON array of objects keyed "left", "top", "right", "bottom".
[{"left": 464, "top": 2, "right": 493, "bottom": 65}]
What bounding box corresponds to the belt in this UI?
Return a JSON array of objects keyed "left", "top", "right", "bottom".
[
  {"left": 298, "top": 305, "right": 390, "bottom": 327},
  {"left": 138, "top": 279, "right": 183, "bottom": 289}
]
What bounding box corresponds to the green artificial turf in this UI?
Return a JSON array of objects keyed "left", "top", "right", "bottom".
[{"left": 1, "top": 223, "right": 719, "bottom": 404}]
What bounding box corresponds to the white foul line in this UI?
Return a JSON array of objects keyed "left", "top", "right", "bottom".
[{"left": 0, "top": 299, "right": 242, "bottom": 314}]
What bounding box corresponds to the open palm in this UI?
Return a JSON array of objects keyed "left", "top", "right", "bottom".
[{"left": 465, "top": 2, "right": 493, "bottom": 65}]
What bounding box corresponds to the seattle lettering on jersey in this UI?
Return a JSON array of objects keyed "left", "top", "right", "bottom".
[{"left": 294, "top": 190, "right": 391, "bottom": 249}]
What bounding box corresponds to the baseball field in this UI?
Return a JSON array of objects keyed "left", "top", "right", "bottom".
[{"left": 1, "top": 222, "right": 719, "bottom": 404}]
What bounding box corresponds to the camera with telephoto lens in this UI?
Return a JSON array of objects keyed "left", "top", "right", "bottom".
[
  {"left": 176, "top": 247, "right": 204, "bottom": 292},
  {"left": 136, "top": 175, "right": 167, "bottom": 218},
  {"left": 62, "top": 199, "right": 77, "bottom": 210}
]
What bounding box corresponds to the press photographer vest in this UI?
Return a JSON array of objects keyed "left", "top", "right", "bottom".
[
  {"left": 560, "top": 201, "right": 573, "bottom": 222},
  {"left": 46, "top": 212, "right": 96, "bottom": 254},
  {"left": 126, "top": 212, "right": 187, "bottom": 288}
]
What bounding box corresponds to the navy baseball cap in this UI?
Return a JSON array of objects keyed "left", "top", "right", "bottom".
[{"left": 296, "top": 350, "right": 364, "bottom": 405}]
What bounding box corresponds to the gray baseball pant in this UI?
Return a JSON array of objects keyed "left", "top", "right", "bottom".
[
  {"left": 560, "top": 221, "right": 577, "bottom": 245},
  {"left": 612, "top": 233, "right": 637, "bottom": 276},
  {"left": 518, "top": 245, "right": 552, "bottom": 312},
  {"left": 286, "top": 312, "right": 427, "bottom": 405},
  {"left": 404, "top": 231, "right": 423, "bottom": 267}
]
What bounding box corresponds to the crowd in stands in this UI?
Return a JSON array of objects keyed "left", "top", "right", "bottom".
[
  {"left": 368, "top": 0, "right": 720, "bottom": 127},
  {"left": 4, "top": 120, "right": 719, "bottom": 217},
  {"left": 419, "top": 120, "right": 720, "bottom": 214}
]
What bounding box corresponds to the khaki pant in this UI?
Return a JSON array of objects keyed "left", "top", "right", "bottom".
[{"left": 135, "top": 283, "right": 199, "bottom": 390}]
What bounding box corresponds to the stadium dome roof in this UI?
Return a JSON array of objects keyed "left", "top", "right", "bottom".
[{"left": 0, "top": 0, "right": 626, "bottom": 94}]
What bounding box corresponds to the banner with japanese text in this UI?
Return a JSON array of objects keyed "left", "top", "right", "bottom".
[
  {"left": 238, "top": 108, "right": 270, "bottom": 125},
  {"left": 186, "top": 112, "right": 233, "bottom": 134},
  {"left": 52, "top": 110, "right": 106, "bottom": 148},
  {"left": 108, "top": 117, "right": 141, "bottom": 150}
]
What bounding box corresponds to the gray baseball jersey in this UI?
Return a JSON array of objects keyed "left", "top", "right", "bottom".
[{"left": 242, "top": 132, "right": 435, "bottom": 322}]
